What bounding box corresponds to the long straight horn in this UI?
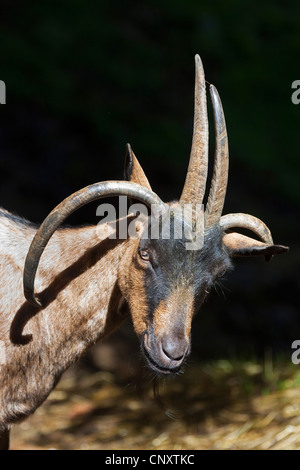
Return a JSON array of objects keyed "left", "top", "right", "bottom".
[
  {"left": 205, "top": 85, "right": 229, "bottom": 228},
  {"left": 180, "top": 54, "right": 208, "bottom": 205}
]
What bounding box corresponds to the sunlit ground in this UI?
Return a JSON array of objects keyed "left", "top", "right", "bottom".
[{"left": 10, "top": 348, "right": 300, "bottom": 450}]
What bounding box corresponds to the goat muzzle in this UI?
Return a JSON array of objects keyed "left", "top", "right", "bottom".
[{"left": 142, "top": 331, "right": 190, "bottom": 375}]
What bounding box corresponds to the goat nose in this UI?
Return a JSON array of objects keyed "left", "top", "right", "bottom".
[{"left": 161, "top": 335, "right": 189, "bottom": 362}]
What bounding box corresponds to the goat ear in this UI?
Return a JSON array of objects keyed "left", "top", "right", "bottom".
[
  {"left": 124, "top": 143, "right": 152, "bottom": 190},
  {"left": 223, "top": 232, "right": 289, "bottom": 262}
]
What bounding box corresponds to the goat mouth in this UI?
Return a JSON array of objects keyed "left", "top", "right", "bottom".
[{"left": 142, "top": 344, "right": 183, "bottom": 376}]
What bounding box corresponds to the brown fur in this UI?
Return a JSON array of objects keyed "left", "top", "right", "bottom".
[
  {"left": 0, "top": 213, "right": 135, "bottom": 434},
  {"left": 118, "top": 237, "right": 149, "bottom": 337},
  {"left": 0, "top": 57, "right": 288, "bottom": 447},
  {"left": 152, "top": 289, "right": 194, "bottom": 341}
]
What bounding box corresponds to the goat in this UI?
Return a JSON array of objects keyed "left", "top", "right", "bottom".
[{"left": 0, "top": 55, "right": 288, "bottom": 450}]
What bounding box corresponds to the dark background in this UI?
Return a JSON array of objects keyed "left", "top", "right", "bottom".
[{"left": 0, "top": 0, "right": 299, "bottom": 362}]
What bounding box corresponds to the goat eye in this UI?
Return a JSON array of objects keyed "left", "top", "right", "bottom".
[{"left": 139, "top": 249, "right": 150, "bottom": 261}]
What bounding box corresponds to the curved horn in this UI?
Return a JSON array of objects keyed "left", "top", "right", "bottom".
[
  {"left": 23, "top": 181, "right": 164, "bottom": 307},
  {"left": 180, "top": 54, "right": 208, "bottom": 205},
  {"left": 205, "top": 85, "right": 229, "bottom": 228},
  {"left": 220, "top": 213, "right": 273, "bottom": 244}
]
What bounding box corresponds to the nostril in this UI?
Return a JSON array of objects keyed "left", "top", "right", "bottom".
[{"left": 161, "top": 336, "right": 188, "bottom": 362}]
